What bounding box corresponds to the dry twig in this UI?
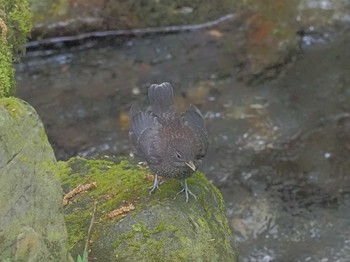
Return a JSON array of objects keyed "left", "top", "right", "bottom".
[{"left": 84, "top": 201, "right": 97, "bottom": 254}]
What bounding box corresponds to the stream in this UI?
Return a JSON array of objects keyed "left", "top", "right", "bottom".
[{"left": 15, "top": 9, "right": 350, "bottom": 262}]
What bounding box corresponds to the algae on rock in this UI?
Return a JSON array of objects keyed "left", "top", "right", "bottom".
[
  {"left": 0, "top": 97, "right": 72, "bottom": 261},
  {"left": 59, "top": 157, "right": 238, "bottom": 261}
]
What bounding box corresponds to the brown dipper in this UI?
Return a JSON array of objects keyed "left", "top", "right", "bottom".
[{"left": 129, "top": 82, "right": 208, "bottom": 202}]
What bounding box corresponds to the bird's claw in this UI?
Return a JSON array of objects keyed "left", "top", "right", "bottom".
[
  {"left": 149, "top": 175, "right": 160, "bottom": 194},
  {"left": 174, "top": 179, "right": 197, "bottom": 203}
]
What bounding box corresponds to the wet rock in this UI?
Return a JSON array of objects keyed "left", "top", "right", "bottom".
[
  {"left": 0, "top": 98, "right": 72, "bottom": 261},
  {"left": 58, "top": 157, "right": 238, "bottom": 261},
  {"left": 221, "top": 0, "right": 350, "bottom": 83},
  {"left": 222, "top": 1, "right": 301, "bottom": 83}
]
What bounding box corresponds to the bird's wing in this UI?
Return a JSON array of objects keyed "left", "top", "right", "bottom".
[
  {"left": 182, "top": 105, "right": 208, "bottom": 158},
  {"left": 148, "top": 82, "right": 175, "bottom": 118},
  {"left": 129, "top": 107, "right": 162, "bottom": 164}
]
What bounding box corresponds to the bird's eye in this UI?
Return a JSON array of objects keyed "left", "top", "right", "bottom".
[{"left": 176, "top": 152, "right": 182, "bottom": 159}]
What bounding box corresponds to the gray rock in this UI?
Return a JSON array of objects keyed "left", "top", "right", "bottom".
[{"left": 0, "top": 98, "right": 72, "bottom": 261}]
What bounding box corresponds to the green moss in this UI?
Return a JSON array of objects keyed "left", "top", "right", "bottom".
[
  {"left": 0, "top": 43, "right": 14, "bottom": 97},
  {"left": 58, "top": 158, "right": 148, "bottom": 212},
  {"left": 130, "top": 221, "right": 166, "bottom": 236},
  {"left": 0, "top": 0, "right": 32, "bottom": 97},
  {"left": 115, "top": 221, "right": 167, "bottom": 247},
  {"left": 1, "top": 0, "right": 32, "bottom": 54},
  {"left": 0, "top": 99, "right": 47, "bottom": 141},
  {"left": 57, "top": 158, "right": 152, "bottom": 251},
  {"left": 114, "top": 221, "right": 172, "bottom": 260},
  {"left": 197, "top": 217, "right": 210, "bottom": 229},
  {"left": 168, "top": 224, "right": 179, "bottom": 232},
  {"left": 113, "top": 188, "right": 233, "bottom": 260},
  {"left": 65, "top": 210, "right": 91, "bottom": 249},
  {"left": 55, "top": 160, "right": 73, "bottom": 179},
  {"left": 0, "top": 97, "right": 25, "bottom": 116}
]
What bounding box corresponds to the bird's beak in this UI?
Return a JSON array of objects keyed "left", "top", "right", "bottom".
[{"left": 185, "top": 161, "right": 196, "bottom": 171}]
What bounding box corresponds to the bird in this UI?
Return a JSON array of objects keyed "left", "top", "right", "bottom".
[{"left": 129, "top": 82, "right": 208, "bottom": 202}]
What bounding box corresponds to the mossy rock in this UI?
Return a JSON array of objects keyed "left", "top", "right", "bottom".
[
  {"left": 0, "top": 97, "right": 72, "bottom": 261},
  {"left": 58, "top": 157, "right": 238, "bottom": 261}
]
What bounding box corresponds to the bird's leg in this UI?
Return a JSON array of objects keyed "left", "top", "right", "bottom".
[
  {"left": 149, "top": 174, "right": 160, "bottom": 194},
  {"left": 175, "top": 179, "right": 197, "bottom": 203}
]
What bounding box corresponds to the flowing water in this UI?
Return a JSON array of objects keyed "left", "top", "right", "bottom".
[{"left": 15, "top": 9, "right": 350, "bottom": 262}]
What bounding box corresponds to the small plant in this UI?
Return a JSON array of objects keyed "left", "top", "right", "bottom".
[{"left": 76, "top": 251, "right": 89, "bottom": 262}]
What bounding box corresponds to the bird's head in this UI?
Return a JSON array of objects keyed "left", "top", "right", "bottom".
[{"left": 169, "top": 144, "right": 197, "bottom": 173}]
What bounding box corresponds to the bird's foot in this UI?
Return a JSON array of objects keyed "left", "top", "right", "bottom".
[
  {"left": 149, "top": 175, "right": 160, "bottom": 194},
  {"left": 174, "top": 179, "right": 197, "bottom": 203}
]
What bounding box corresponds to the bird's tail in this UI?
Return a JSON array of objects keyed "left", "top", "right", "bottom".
[{"left": 148, "top": 82, "right": 175, "bottom": 118}]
